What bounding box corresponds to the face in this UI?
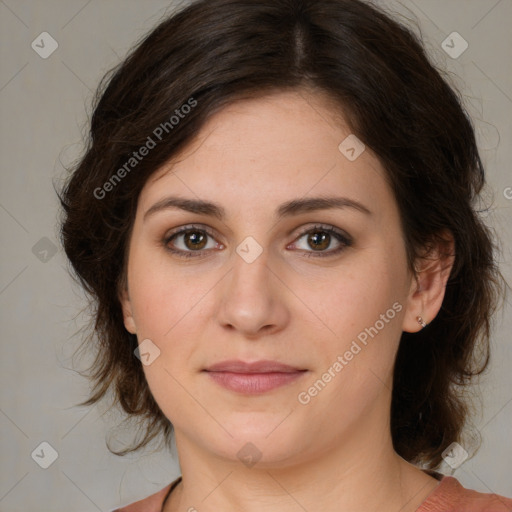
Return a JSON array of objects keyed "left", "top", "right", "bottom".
[{"left": 120, "top": 89, "right": 424, "bottom": 468}]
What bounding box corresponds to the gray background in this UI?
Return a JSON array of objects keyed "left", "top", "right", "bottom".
[{"left": 0, "top": 0, "right": 511, "bottom": 510}]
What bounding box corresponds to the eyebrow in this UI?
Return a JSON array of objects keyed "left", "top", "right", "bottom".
[{"left": 143, "top": 195, "right": 372, "bottom": 222}]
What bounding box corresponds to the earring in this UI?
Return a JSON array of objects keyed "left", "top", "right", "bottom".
[{"left": 417, "top": 316, "right": 427, "bottom": 328}]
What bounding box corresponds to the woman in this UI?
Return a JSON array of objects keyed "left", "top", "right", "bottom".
[{"left": 58, "top": 0, "right": 511, "bottom": 510}]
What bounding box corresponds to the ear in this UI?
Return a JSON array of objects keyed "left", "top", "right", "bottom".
[
  {"left": 402, "top": 231, "right": 455, "bottom": 333},
  {"left": 118, "top": 280, "right": 137, "bottom": 335}
]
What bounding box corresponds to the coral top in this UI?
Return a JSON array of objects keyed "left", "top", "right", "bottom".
[{"left": 112, "top": 474, "right": 512, "bottom": 512}]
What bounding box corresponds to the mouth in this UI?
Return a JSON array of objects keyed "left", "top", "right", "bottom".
[
  {"left": 202, "top": 360, "right": 308, "bottom": 394},
  {"left": 204, "top": 359, "right": 305, "bottom": 373}
]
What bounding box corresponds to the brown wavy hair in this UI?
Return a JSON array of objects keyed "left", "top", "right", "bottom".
[{"left": 58, "top": 0, "right": 505, "bottom": 469}]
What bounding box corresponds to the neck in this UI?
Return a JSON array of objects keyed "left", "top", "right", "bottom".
[{"left": 165, "top": 415, "right": 438, "bottom": 512}]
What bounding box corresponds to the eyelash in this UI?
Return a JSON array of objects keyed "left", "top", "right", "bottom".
[{"left": 162, "top": 224, "right": 353, "bottom": 259}]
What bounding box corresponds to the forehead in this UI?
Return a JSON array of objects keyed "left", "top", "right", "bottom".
[{"left": 139, "top": 90, "right": 390, "bottom": 216}]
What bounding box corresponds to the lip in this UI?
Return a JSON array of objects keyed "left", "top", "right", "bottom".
[
  {"left": 204, "top": 359, "right": 304, "bottom": 373},
  {"left": 203, "top": 360, "right": 308, "bottom": 394}
]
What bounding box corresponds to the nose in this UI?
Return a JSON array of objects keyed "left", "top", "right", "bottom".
[{"left": 216, "top": 249, "right": 290, "bottom": 338}]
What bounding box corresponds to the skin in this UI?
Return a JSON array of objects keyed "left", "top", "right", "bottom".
[{"left": 120, "top": 89, "right": 454, "bottom": 512}]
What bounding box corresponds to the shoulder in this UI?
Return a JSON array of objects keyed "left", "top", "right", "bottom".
[
  {"left": 109, "top": 475, "right": 511, "bottom": 512},
  {"left": 417, "top": 476, "right": 512, "bottom": 512},
  {"left": 111, "top": 476, "right": 182, "bottom": 512}
]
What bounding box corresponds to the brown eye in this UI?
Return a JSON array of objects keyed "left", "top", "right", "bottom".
[
  {"left": 164, "top": 225, "right": 220, "bottom": 258},
  {"left": 182, "top": 230, "right": 208, "bottom": 250},
  {"left": 292, "top": 225, "right": 353, "bottom": 257},
  {"left": 307, "top": 230, "right": 331, "bottom": 251}
]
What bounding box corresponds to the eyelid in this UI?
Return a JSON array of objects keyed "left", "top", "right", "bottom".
[
  {"left": 292, "top": 223, "right": 351, "bottom": 242},
  {"left": 164, "top": 223, "right": 218, "bottom": 241}
]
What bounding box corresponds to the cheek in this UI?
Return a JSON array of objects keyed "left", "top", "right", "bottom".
[
  {"left": 299, "top": 249, "right": 407, "bottom": 395},
  {"left": 126, "top": 245, "right": 189, "bottom": 336},
  {"left": 130, "top": 269, "right": 201, "bottom": 421},
  {"left": 126, "top": 249, "right": 214, "bottom": 375},
  {"left": 297, "top": 276, "right": 404, "bottom": 430},
  {"left": 309, "top": 256, "right": 406, "bottom": 339}
]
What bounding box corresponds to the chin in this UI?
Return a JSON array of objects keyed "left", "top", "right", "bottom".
[{"left": 194, "top": 417, "right": 309, "bottom": 468}]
